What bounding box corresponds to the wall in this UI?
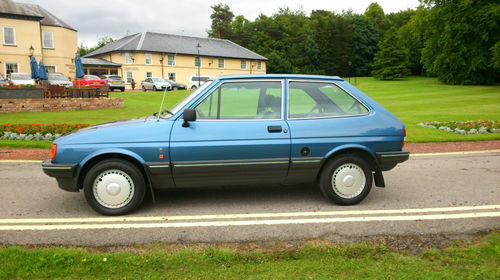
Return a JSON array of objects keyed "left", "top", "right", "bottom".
[
  {"left": 0, "top": 17, "right": 42, "bottom": 76},
  {"left": 0, "top": 98, "right": 123, "bottom": 113},
  {"left": 97, "top": 52, "right": 267, "bottom": 89},
  {"left": 40, "top": 25, "right": 78, "bottom": 78}
]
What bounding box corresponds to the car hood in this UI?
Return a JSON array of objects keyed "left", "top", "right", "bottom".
[{"left": 54, "top": 117, "right": 173, "bottom": 145}]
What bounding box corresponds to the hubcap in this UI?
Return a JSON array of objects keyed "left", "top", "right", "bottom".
[
  {"left": 331, "top": 163, "right": 366, "bottom": 199},
  {"left": 93, "top": 169, "right": 134, "bottom": 208}
]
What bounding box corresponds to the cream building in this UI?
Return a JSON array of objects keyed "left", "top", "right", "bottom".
[
  {"left": 84, "top": 32, "right": 267, "bottom": 89},
  {"left": 0, "top": 0, "right": 77, "bottom": 78}
]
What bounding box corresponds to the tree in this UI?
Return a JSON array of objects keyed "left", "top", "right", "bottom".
[
  {"left": 371, "top": 28, "right": 411, "bottom": 80},
  {"left": 364, "top": 2, "right": 389, "bottom": 35},
  {"left": 79, "top": 36, "right": 115, "bottom": 56},
  {"left": 266, "top": 52, "right": 292, "bottom": 73},
  {"left": 207, "top": 3, "right": 234, "bottom": 39},
  {"left": 420, "top": 0, "right": 500, "bottom": 84},
  {"left": 345, "top": 13, "right": 380, "bottom": 76}
]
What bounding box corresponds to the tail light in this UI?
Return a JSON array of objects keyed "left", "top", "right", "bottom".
[
  {"left": 50, "top": 144, "right": 57, "bottom": 159},
  {"left": 403, "top": 128, "right": 407, "bottom": 149}
]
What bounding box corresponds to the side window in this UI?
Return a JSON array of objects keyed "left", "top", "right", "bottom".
[
  {"left": 195, "top": 81, "right": 282, "bottom": 120},
  {"left": 289, "top": 82, "right": 368, "bottom": 119}
]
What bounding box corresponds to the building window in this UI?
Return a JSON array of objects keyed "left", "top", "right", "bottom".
[
  {"left": 146, "top": 72, "right": 152, "bottom": 78},
  {"left": 3, "top": 27, "right": 15, "bottom": 45},
  {"left": 257, "top": 61, "right": 262, "bottom": 70},
  {"left": 42, "top": 31, "right": 54, "bottom": 48},
  {"left": 145, "top": 53, "right": 152, "bottom": 65},
  {"left": 125, "top": 52, "right": 133, "bottom": 64},
  {"left": 126, "top": 72, "right": 133, "bottom": 84},
  {"left": 168, "top": 73, "right": 175, "bottom": 81},
  {"left": 167, "top": 54, "right": 175, "bottom": 66},
  {"left": 241, "top": 60, "right": 246, "bottom": 70},
  {"left": 45, "top": 65, "right": 56, "bottom": 73},
  {"left": 194, "top": 56, "right": 201, "bottom": 67},
  {"left": 218, "top": 58, "right": 224, "bottom": 69},
  {"left": 5, "top": 63, "right": 18, "bottom": 75}
]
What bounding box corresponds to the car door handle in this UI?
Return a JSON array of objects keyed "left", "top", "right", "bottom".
[{"left": 267, "top": 125, "right": 282, "bottom": 133}]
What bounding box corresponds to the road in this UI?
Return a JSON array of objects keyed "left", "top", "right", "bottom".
[{"left": 0, "top": 151, "right": 499, "bottom": 246}]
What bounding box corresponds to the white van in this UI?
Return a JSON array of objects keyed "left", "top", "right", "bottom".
[{"left": 188, "top": 75, "right": 213, "bottom": 89}]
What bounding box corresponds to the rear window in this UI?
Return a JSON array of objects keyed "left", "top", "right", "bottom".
[
  {"left": 86, "top": 75, "right": 100, "bottom": 80},
  {"left": 109, "top": 75, "right": 122, "bottom": 80}
]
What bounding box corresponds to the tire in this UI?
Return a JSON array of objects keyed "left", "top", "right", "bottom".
[
  {"left": 191, "top": 85, "right": 197, "bottom": 90},
  {"left": 153, "top": 86, "right": 157, "bottom": 91},
  {"left": 173, "top": 87, "right": 178, "bottom": 91},
  {"left": 142, "top": 85, "right": 146, "bottom": 92},
  {"left": 120, "top": 88, "right": 125, "bottom": 92},
  {"left": 83, "top": 159, "right": 146, "bottom": 215},
  {"left": 319, "top": 154, "right": 372, "bottom": 205}
]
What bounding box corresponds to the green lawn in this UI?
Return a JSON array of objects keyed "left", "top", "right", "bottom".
[
  {"left": 1, "top": 232, "right": 499, "bottom": 279},
  {"left": 0, "top": 77, "right": 499, "bottom": 149}
]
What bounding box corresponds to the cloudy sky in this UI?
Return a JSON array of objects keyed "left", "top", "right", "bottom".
[{"left": 20, "top": 0, "right": 420, "bottom": 47}]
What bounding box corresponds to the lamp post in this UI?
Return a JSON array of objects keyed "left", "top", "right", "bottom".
[
  {"left": 196, "top": 43, "right": 201, "bottom": 87},
  {"left": 29, "top": 45, "right": 34, "bottom": 57}
]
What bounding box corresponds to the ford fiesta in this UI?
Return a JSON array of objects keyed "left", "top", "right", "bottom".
[{"left": 42, "top": 74, "right": 409, "bottom": 215}]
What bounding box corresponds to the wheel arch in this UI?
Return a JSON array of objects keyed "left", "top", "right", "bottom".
[{"left": 317, "top": 145, "right": 378, "bottom": 180}]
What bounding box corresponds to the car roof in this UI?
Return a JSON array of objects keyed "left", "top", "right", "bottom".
[{"left": 215, "top": 74, "right": 344, "bottom": 81}]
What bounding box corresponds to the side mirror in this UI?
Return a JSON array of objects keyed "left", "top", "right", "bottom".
[{"left": 182, "top": 108, "right": 196, "bottom": 127}]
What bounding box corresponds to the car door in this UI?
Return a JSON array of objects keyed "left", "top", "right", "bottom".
[
  {"left": 143, "top": 78, "right": 151, "bottom": 90},
  {"left": 170, "top": 80, "right": 291, "bottom": 188}
]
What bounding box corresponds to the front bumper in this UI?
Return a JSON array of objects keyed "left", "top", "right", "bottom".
[
  {"left": 375, "top": 151, "right": 410, "bottom": 171},
  {"left": 42, "top": 160, "right": 79, "bottom": 192}
]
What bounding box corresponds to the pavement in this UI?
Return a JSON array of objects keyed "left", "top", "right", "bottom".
[{"left": 0, "top": 150, "right": 499, "bottom": 246}]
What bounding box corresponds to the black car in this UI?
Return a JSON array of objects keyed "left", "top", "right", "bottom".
[{"left": 166, "top": 80, "right": 186, "bottom": 90}]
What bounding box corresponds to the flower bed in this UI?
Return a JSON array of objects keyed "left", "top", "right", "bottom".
[
  {"left": 418, "top": 120, "right": 500, "bottom": 135},
  {"left": 0, "top": 123, "right": 90, "bottom": 141},
  {"left": 0, "top": 84, "right": 41, "bottom": 89}
]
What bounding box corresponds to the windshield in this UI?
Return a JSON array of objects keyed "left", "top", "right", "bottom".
[
  {"left": 11, "top": 73, "right": 31, "bottom": 80},
  {"left": 48, "top": 73, "right": 68, "bottom": 81},
  {"left": 152, "top": 78, "right": 166, "bottom": 83},
  {"left": 164, "top": 80, "right": 214, "bottom": 117}
]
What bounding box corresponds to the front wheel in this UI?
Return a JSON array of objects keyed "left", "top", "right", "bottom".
[
  {"left": 153, "top": 86, "right": 157, "bottom": 91},
  {"left": 83, "top": 159, "right": 146, "bottom": 215},
  {"left": 142, "top": 85, "right": 146, "bottom": 91},
  {"left": 319, "top": 155, "right": 372, "bottom": 205}
]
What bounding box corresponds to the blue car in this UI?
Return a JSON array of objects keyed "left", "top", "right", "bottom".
[{"left": 42, "top": 74, "right": 409, "bottom": 215}]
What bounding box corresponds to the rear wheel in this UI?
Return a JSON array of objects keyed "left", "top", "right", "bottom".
[
  {"left": 120, "top": 88, "right": 125, "bottom": 92},
  {"left": 83, "top": 159, "right": 146, "bottom": 215},
  {"left": 319, "top": 154, "right": 372, "bottom": 205}
]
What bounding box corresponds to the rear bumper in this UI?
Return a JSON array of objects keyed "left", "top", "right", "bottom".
[
  {"left": 42, "top": 160, "right": 79, "bottom": 192},
  {"left": 375, "top": 151, "right": 410, "bottom": 171}
]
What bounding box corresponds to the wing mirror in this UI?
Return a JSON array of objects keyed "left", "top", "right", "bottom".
[{"left": 182, "top": 108, "right": 196, "bottom": 127}]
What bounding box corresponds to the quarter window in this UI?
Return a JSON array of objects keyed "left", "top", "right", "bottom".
[
  {"left": 196, "top": 81, "right": 282, "bottom": 120},
  {"left": 145, "top": 53, "right": 152, "bottom": 65},
  {"left": 3, "top": 27, "right": 15, "bottom": 45},
  {"left": 240, "top": 60, "right": 246, "bottom": 70},
  {"left": 125, "top": 53, "right": 133, "bottom": 64},
  {"left": 288, "top": 81, "right": 368, "bottom": 119},
  {"left": 42, "top": 31, "right": 54, "bottom": 48},
  {"left": 218, "top": 58, "right": 224, "bottom": 69}
]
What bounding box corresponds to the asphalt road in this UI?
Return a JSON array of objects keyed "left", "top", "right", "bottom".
[{"left": 0, "top": 151, "right": 499, "bottom": 246}]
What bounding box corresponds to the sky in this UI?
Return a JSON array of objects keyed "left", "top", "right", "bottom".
[{"left": 19, "top": 0, "right": 420, "bottom": 47}]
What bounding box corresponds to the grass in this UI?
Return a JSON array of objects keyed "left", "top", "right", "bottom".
[
  {"left": 0, "top": 77, "right": 499, "bottom": 148},
  {"left": 1, "top": 231, "right": 499, "bottom": 279}
]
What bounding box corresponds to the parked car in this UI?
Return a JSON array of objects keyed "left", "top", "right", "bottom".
[
  {"left": 165, "top": 80, "right": 186, "bottom": 90},
  {"left": 8, "top": 72, "right": 35, "bottom": 86},
  {"left": 188, "top": 75, "right": 213, "bottom": 89},
  {"left": 47, "top": 72, "right": 73, "bottom": 88},
  {"left": 72, "top": 75, "right": 105, "bottom": 88},
  {"left": 100, "top": 75, "right": 125, "bottom": 92},
  {"left": 142, "top": 77, "right": 171, "bottom": 91},
  {"left": 42, "top": 74, "right": 409, "bottom": 215},
  {"left": 0, "top": 73, "right": 8, "bottom": 86}
]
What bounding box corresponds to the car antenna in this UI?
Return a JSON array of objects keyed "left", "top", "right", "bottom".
[{"left": 157, "top": 86, "right": 168, "bottom": 120}]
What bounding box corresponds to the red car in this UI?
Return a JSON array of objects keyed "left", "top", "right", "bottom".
[{"left": 73, "top": 75, "right": 105, "bottom": 88}]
